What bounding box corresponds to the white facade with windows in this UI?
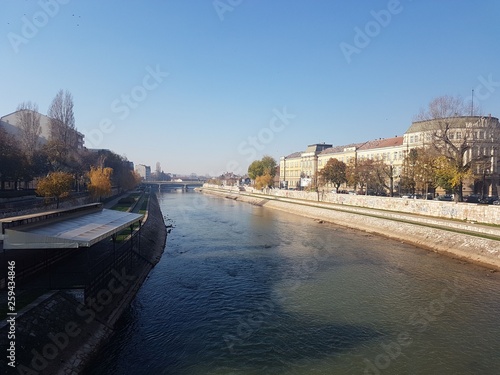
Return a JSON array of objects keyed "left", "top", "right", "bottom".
[{"left": 280, "top": 115, "right": 500, "bottom": 195}]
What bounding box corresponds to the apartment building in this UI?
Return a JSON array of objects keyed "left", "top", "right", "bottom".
[
  {"left": 280, "top": 115, "right": 500, "bottom": 195},
  {"left": 135, "top": 164, "right": 151, "bottom": 181},
  {"left": 0, "top": 109, "right": 84, "bottom": 150}
]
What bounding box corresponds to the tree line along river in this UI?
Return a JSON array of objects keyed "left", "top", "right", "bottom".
[{"left": 85, "top": 190, "right": 500, "bottom": 375}]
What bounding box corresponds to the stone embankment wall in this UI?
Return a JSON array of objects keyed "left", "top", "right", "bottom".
[
  {"left": 205, "top": 184, "right": 500, "bottom": 225},
  {"left": 200, "top": 185, "right": 500, "bottom": 270},
  {"left": 0, "top": 193, "right": 167, "bottom": 375}
]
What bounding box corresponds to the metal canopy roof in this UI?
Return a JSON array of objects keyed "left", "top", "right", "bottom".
[{"left": 3, "top": 209, "right": 143, "bottom": 250}]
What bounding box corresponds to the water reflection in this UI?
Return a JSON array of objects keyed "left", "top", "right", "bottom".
[{"left": 85, "top": 191, "right": 500, "bottom": 375}]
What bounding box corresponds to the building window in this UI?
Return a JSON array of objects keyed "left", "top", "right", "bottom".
[
  {"left": 449, "top": 132, "right": 454, "bottom": 140},
  {"left": 456, "top": 132, "right": 462, "bottom": 139}
]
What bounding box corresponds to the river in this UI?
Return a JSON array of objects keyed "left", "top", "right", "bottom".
[{"left": 85, "top": 191, "right": 500, "bottom": 374}]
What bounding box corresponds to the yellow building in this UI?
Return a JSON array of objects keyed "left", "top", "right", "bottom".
[
  {"left": 282, "top": 138, "right": 405, "bottom": 191},
  {"left": 280, "top": 115, "right": 500, "bottom": 196},
  {"left": 280, "top": 144, "right": 331, "bottom": 189}
]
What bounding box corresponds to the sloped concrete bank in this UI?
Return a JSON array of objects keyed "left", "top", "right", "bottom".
[
  {"left": 0, "top": 193, "right": 167, "bottom": 375},
  {"left": 199, "top": 187, "right": 500, "bottom": 270}
]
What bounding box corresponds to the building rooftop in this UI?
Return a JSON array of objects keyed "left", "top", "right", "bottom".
[
  {"left": 406, "top": 115, "right": 500, "bottom": 133},
  {"left": 319, "top": 143, "right": 362, "bottom": 155},
  {"left": 357, "top": 136, "right": 404, "bottom": 150},
  {"left": 2, "top": 206, "right": 143, "bottom": 249},
  {"left": 285, "top": 151, "right": 302, "bottom": 159},
  {"left": 305, "top": 143, "right": 333, "bottom": 153}
]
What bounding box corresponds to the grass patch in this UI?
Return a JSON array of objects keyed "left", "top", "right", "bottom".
[
  {"left": 113, "top": 222, "right": 141, "bottom": 243},
  {"left": 111, "top": 194, "right": 140, "bottom": 212},
  {"left": 111, "top": 205, "right": 130, "bottom": 212},
  {"left": 140, "top": 196, "right": 149, "bottom": 211}
]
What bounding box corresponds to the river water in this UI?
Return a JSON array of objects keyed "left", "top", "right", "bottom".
[{"left": 86, "top": 191, "right": 500, "bottom": 375}]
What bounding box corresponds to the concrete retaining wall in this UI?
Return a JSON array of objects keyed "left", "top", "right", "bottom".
[
  {"left": 205, "top": 184, "right": 500, "bottom": 225},
  {"left": 201, "top": 186, "right": 500, "bottom": 270}
]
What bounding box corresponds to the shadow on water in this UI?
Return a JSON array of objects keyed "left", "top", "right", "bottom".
[
  {"left": 85, "top": 192, "right": 500, "bottom": 375},
  {"left": 118, "top": 292, "right": 383, "bottom": 375}
]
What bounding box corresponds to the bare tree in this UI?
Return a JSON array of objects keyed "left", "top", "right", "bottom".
[
  {"left": 48, "top": 89, "right": 76, "bottom": 148},
  {"left": 0, "top": 126, "right": 21, "bottom": 189},
  {"left": 414, "top": 95, "right": 480, "bottom": 121},
  {"left": 16, "top": 101, "right": 41, "bottom": 159},
  {"left": 413, "top": 95, "right": 499, "bottom": 201},
  {"left": 371, "top": 159, "right": 395, "bottom": 196}
]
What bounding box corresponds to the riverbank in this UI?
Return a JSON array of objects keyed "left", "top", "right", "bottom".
[
  {"left": 199, "top": 186, "right": 500, "bottom": 270},
  {"left": 0, "top": 193, "right": 167, "bottom": 375}
]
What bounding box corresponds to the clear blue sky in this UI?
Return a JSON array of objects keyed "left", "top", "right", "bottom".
[{"left": 1, "top": 0, "right": 499, "bottom": 176}]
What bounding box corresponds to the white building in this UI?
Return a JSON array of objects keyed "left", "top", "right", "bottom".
[
  {"left": 0, "top": 109, "right": 84, "bottom": 150},
  {"left": 135, "top": 164, "right": 151, "bottom": 181}
]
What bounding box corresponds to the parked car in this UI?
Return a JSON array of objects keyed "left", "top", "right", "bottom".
[
  {"left": 402, "top": 194, "right": 424, "bottom": 199},
  {"left": 480, "top": 196, "right": 499, "bottom": 205},
  {"left": 493, "top": 199, "right": 500, "bottom": 205},
  {"left": 464, "top": 194, "right": 481, "bottom": 203},
  {"left": 435, "top": 194, "right": 453, "bottom": 201}
]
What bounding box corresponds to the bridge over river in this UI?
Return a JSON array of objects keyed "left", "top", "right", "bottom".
[{"left": 143, "top": 180, "right": 204, "bottom": 191}]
